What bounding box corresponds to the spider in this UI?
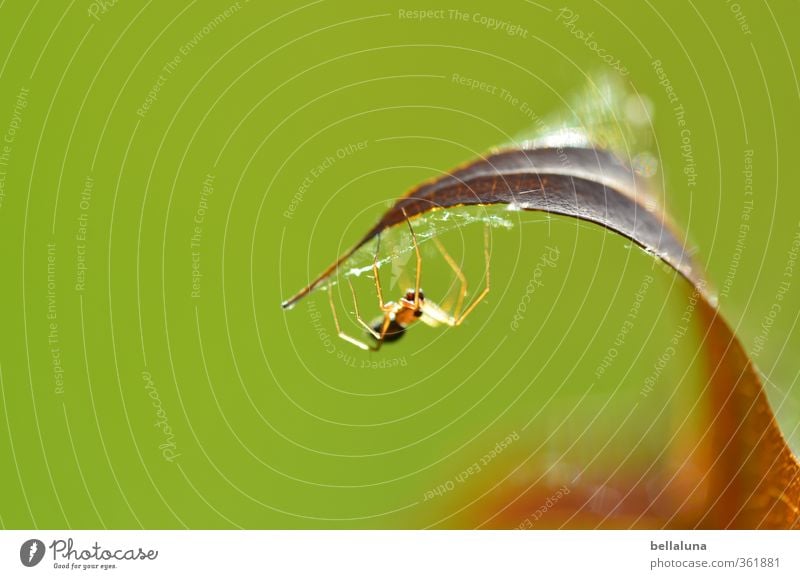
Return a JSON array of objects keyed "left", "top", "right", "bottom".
[{"left": 328, "top": 213, "right": 491, "bottom": 351}]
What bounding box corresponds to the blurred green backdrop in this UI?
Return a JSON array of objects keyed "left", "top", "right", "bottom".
[{"left": 0, "top": 0, "right": 797, "bottom": 528}]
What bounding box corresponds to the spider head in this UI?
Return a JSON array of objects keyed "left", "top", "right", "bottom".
[{"left": 403, "top": 289, "right": 424, "bottom": 303}]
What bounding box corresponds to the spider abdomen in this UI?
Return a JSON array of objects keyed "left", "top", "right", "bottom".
[{"left": 370, "top": 318, "right": 406, "bottom": 343}]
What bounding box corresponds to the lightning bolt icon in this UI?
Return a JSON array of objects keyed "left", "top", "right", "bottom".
[{"left": 28, "top": 542, "right": 38, "bottom": 562}]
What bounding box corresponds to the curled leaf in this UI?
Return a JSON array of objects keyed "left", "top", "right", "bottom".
[
  {"left": 282, "top": 93, "right": 799, "bottom": 529},
  {"left": 282, "top": 146, "right": 698, "bottom": 309}
]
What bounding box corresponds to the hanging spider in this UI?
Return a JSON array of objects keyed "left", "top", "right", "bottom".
[{"left": 328, "top": 211, "right": 491, "bottom": 351}]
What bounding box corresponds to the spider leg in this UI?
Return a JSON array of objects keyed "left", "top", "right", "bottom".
[
  {"left": 348, "top": 278, "right": 382, "bottom": 340},
  {"left": 372, "top": 234, "right": 393, "bottom": 313},
  {"left": 402, "top": 207, "right": 423, "bottom": 310},
  {"left": 328, "top": 284, "right": 381, "bottom": 351},
  {"left": 454, "top": 225, "right": 490, "bottom": 326},
  {"left": 433, "top": 236, "right": 467, "bottom": 319}
]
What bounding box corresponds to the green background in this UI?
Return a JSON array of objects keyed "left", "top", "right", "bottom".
[{"left": 0, "top": 0, "right": 797, "bottom": 528}]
